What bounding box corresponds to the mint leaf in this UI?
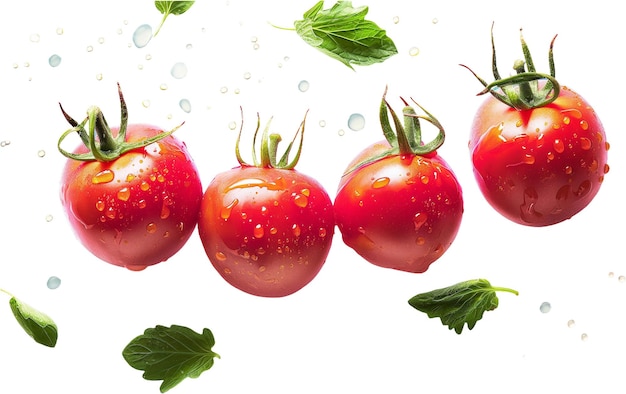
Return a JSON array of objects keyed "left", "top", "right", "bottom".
[
  {"left": 293, "top": 1, "right": 398, "bottom": 70},
  {"left": 9, "top": 297, "right": 58, "bottom": 347},
  {"left": 154, "top": 1, "right": 195, "bottom": 37},
  {"left": 122, "top": 325, "right": 220, "bottom": 393},
  {"left": 408, "top": 279, "right": 518, "bottom": 334}
]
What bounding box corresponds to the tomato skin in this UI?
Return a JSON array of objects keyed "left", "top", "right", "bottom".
[
  {"left": 470, "top": 86, "right": 609, "bottom": 226},
  {"left": 197, "top": 166, "right": 335, "bottom": 297},
  {"left": 334, "top": 141, "right": 464, "bottom": 273},
  {"left": 60, "top": 124, "right": 203, "bottom": 270}
]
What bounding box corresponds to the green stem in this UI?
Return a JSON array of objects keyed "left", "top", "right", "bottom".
[
  {"left": 513, "top": 60, "right": 534, "bottom": 104},
  {"left": 491, "top": 286, "right": 519, "bottom": 296},
  {"left": 0, "top": 288, "right": 14, "bottom": 298}
]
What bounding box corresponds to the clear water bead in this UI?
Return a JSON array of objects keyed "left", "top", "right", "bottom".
[
  {"left": 47, "top": 276, "right": 61, "bottom": 289},
  {"left": 132, "top": 24, "right": 153, "bottom": 48},
  {"left": 48, "top": 54, "right": 62, "bottom": 67},
  {"left": 348, "top": 113, "right": 365, "bottom": 131},
  {"left": 539, "top": 302, "right": 551, "bottom": 313}
]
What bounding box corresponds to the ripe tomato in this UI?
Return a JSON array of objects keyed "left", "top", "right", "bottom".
[
  {"left": 58, "top": 85, "right": 202, "bottom": 270},
  {"left": 198, "top": 112, "right": 334, "bottom": 297},
  {"left": 334, "top": 92, "right": 464, "bottom": 273},
  {"left": 465, "top": 27, "right": 609, "bottom": 226}
]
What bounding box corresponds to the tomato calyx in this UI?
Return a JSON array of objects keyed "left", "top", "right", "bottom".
[
  {"left": 344, "top": 87, "right": 445, "bottom": 175},
  {"left": 460, "top": 23, "right": 561, "bottom": 110},
  {"left": 57, "top": 83, "right": 183, "bottom": 162},
  {"left": 234, "top": 107, "right": 308, "bottom": 170}
]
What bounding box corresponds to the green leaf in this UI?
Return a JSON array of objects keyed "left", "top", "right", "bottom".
[
  {"left": 294, "top": 1, "right": 398, "bottom": 70},
  {"left": 154, "top": 1, "right": 195, "bottom": 37},
  {"left": 9, "top": 297, "right": 58, "bottom": 347},
  {"left": 122, "top": 325, "right": 220, "bottom": 393},
  {"left": 408, "top": 279, "right": 518, "bottom": 334}
]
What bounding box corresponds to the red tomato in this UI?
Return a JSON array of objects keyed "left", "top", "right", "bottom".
[
  {"left": 59, "top": 86, "right": 202, "bottom": 270},
  {"left": 197, "top": 113, "right": 334, "bottom": 297},
  {"left": 334, "top": 94, "right": 464, "bottom": 273},
  {"left": 470, "top": 87, "right": 609, "bottom": 226},
  {"left": 466, "top": 28, "right": 609, "bottom": 226}
]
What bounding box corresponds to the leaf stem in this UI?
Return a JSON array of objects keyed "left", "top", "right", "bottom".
[
  {"left": 491, "top": 286, "right": 519, "bottom": 296},
  {"left": 0, "top": 288, "right": 14, "bottom": 298}
]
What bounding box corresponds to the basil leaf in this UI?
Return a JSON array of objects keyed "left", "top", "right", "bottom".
[
  {"left": 122, "top": 325, "right": 220, "bottom": 393},
  {"left": 154, "top": 1, "right": 195, "bottom": 37},
  {"left": 9, "top": 297, "right": 58, "bottom": 347},
  {"left": 408, "top": 279, "right": 518, "bottom": 334},
  {"left": 294, "top": 1, "right": 398, "bottom": 70}
]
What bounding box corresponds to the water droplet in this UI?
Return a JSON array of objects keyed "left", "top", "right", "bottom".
[
  {"left": 86, "top": 45, "right": 94, "bottom": 52},
  {"left": 319, "top": 120, "right": 326, "bottom": 127},
  {"left": 581, "top": 333, "right": 588, "bottom": 341},
  {"left": 142, "top": 99, "right": 151, "bottom": 108},
  {"left": 553, "top": 139, "right": 565, "bottom": 153},
  {"left": 579, "top": 120, "right": 589, "bottom": 130},
  {"left": 95, "top": 200, "right": 105, "bottom": 212},
  {"left": 37, "top": 149, "right": 46, "bottom": 157},
  {"left": 171, "top": 62, "right": 188, "bottom": 79},
  {"left": 338, "top": 129, "right": 345, "bottom": 136},
  {"left": 292, "top": 224, "right": 301, "bottom": 237},
  {"left": 253, "top": 224, "right": 264, "bottom": 238},
  {"left": 29, "top": 33, "right": 40, "bottom": 43},
  {"left": 567, "top": 319, "right": 576, "bottom": 328},
  {"left": 92, "top": 169, "right": 114, "bottom": 184},
  {"left": 413, "top": 212, "right": 428, "bottom": 230},
  {"left": 48, "top": 54, "right": 62, "bottom": 67},
  {"left": 432, "top": 17, "right": 439, "bottom": 24},
  {"left": 228, "top": 121, "right": 237, "bottom": 130},
  {"left": 145, "top": 54, "right": 152, "bottom": 61},
  {"left": 179, "top": 99, "right": 191, "bottom": 113},
  {"left": 133, "top": 24, "right": 153, "bottom": 48},
  {"left": 522, "top": 154, "right": 535, "bottom": 164},
  {"left": 56, "top": 27, "right": 64, "bottom": 35},
  {"left": 608, "top": 272, "right": 615, "bottom": 278},
  {"left": 117, "top": 187, "right": 131, "bottom": 201},
  {"left": 564, "top": 165, "right": 573, "bottom": 175},
  {"left": 579, "top": 137, "right": 591, "bottom": 150},
  {"left": 372, "top": 177, "right": 390, "bottom": 189},
  {"left": 619, "top": 275, "right": 626, "bottom": 283},
  {"left": 96, "top": 73, "right": 103, "bottom": 81},
  {"left": 409, "top": 47, "right": 420, "bottom": 56},
  {"left": 45, "top": 214, "right": 54, "bottom": 222},
  {"left": 140, "top": 181, "right": 150, "bottom": 191},
  {"left": 46, "top": 276, "right": 61, "bottom": 290},
  {"left": 215, "top": 251, "right": 227, "bottom": 261},
  {"left": 98, "top": 37, "right": 105, "bottom": 44},
  {"left": 220, "top": 199, "right": 239, "bottom": 220},
  {"left": 0, "top": 140, "right": 10, "bottom": 147},
  {"left": 298, "top": 80, "right": 310, "bottom": 92},
  {"left": 318, "top": 227, "right": 327, "bottom": 238},
  {"left": 348, "top": 113, "right": 365, "bottom": 131},
  {"left": 563, "top": 116, "right": 571, "bottom": 125},
  {"left": 539, "top": 302, "right": 551, "bottom": 313},
  {"left": 220, "top": 86, "right": 228, "bottom": 94},
  {"left": 146, "top": 222, "right": 157, "bottom": 234},
  {"left": 293, "top": 193, "right": 309, "bottom": 208}
]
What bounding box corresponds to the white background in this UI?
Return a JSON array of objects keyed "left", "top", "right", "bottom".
[{"left": 1, "top": 1, "right": 624, "bottom": 393}]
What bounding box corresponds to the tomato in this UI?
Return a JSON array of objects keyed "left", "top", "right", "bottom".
[
  {"left": 334, "top": 92, "right": 464, "bottom": 273},
  {"left": 465, "top": 27, "right": 609, "bottom": 226},
  {"left": 58, "top": 85, "right": 202, "bottom": 270},
  {"left": 197, "top": 113, "right": 334, "bottom": 297}
]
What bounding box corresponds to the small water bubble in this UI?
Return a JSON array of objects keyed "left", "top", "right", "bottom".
[
  {"left": 228, "top": 121, "right": 237, "bottom": 130},
  {"left": 171, "top": 62, "right": 188, "bottom": 79},
  {"left": 45, "top": 214, "right": 54, "bottom": 222},
  {"left": 137, "top": 64, "right": 144, "bottom": 70},
  {"left": 0, "top": 140, "right": 11, "bottom": 147},
  {"left": 23, "top": 62, "right": 30, "bottom": 67},
  {"left": 29, "top": 33, "right": 40, "bottom": 43},
  {"left": 338, "top": 129, "right": 345, "bottom": 136},
  {"left": 133, "top": 24, "right": 153, "bottom": 48},
  {"left": 619, "top": 275, "right": 626, "bottom": 283},
  {"left": 47, "top": 276, "right": 61, "bottom": 290},
  {"left": 145, "top": 54, "right": 152, "bottom": 61},
  {"left": 298, "top": 80, "right": 310, "bottom": 92},
  {"left": 567, "top": 319, "right": 576, "bottom": 328},
  {"left": 539, "top": 302, "right": 551, "bottom": 313},
  {"left": 179, "top": 99, "right": 191, "bottom": 113},
  {"left": 581, "top": 333, "right": 589, "bottom": 341},
  {"left": 186, "top": 43, "right": 193, "bottom": 50},
  {"left": 432, "top": 17, "right": 439, "bottom": 24},
  {"left": 250, "top": 36, "right": 258, "bottom": 43},
  {"left": 142, "top": 100, "right": 151, "bottom": 108},
  {"left": 159, "top": 83, "right": 168, "bottom": 90},
  {"left": 12, "top": 63, "right": 18, "bottom": 69},
  {"left": 56, "top": 27, "right": 64, "bottom": 35},
  {"left": 96, "top": 73, "right": 103, "bottom": 81},
  {"left": 243, "top": 72, "right": 251, "bottom": 80},
  {"left": 348, "top": 113, "right": 366, "bottom": 131},
  {"left": 393, "top": 16, "right": 400, "bottom": 24},
  {"left": 98, "top": 37, "right": 105, "bottom": 44},
  {"left": 608, "top": 272, "right": 615, "bottom": 278},
  {"left": 116, "top": 28, "right": 123, "bottom": 35},
  {"left": 86, "top": 45, "right": 94, "bottom": 52},
  {"left": 409, "top": 47, "right": 420, "bottom": 57},
  {"left": 253, "top": 43, "right": 260, "bottom": 50},
  {"left": 319, "top": 120, "right": 326, "bottom": 128},
  {"left": 220, "top": 86, "right": 228, "bottom": 94},
  {"left": 48, "top": 54, "right": 62, "bottom": 67},
  {"left": 37, "top": 149, "right": 46, "bottom": 158}
]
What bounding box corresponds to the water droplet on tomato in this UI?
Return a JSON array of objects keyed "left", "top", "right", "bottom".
[
  {"left": 160, "top": 204, "right": 170, "bottom": 219},
  {"left": 580, "top": 137, "right": 592, "bottom": 150},
  {"left": 580, "top": 120, "right": 589, "bottom": 130},
  {"left": 298, "top": 80, "right": 310, "bottom": 92},
  {"left": 292, "top": 224, "right": 301, "bottom": 237},
  {"left": 348, "top": 113, "right": 365, "bottom": 131},
  {"left": 574, "top": 180, "right": 591, "bottom": 198},
  {"left": 133, "top": 24, "right": 152, "bottom": 48},
  {"left": 270, "top": 227, "right": 278, "bottom": 235},
  {"left": 126, "top": 265, "right": 147, "bottom": 271},
  {"left": 215, "top": 251, "right": 227, "bottom": 261},
  {"left": 413, "top": 212, "right": 427, "bottom": 230},
  {"left": 138, "top": 199, "right": 147, "bottom": 209},
  {"left": 48, "top": 54, "right": 61, "bottom": 67},
  {"left": 95, "top": 200, "right": 105, "bottom": 212},
  {"left": 522, "top": 154, "right": 535, "bottom": 165},
  {"left": 223, "top": 267, "right": 232, "bottom": 274},
  {"left": 420, "top": 175, "right": 429, "bottom": 184},
  {"left": 92, "top": 169, "right": 114, "bottom": 184},
  {"left": 416, "top": 236, "right": 425, "bottom": 245},
  {"left": 220, "top": 199, "right": 239, "bottom": 220},
  {"left": 179, "top": 99, "right": 191, "bottom": 113},
  {"left": 253, "top": 224, "right": 264, "bottom": 238},
  {"left": 46, "top": 276, "right": 61, "bottom": 290},
  {"left": 564, "top": 165, "right": 573, "bottom": 175},
  {"left": 372, "top": 177, "right": 390, "bottom": 189},
  {"left": 539, "top": 302, "right": 551, "bottom": 313},
  {"left": 318, "top": 227, "right": 327, "bottom": 238},
  {"left": 117, "top": 187, "right": 131, "bottom": 201},
  {"left": 106, "top": 207, "right": 117, "bottom": 220},
  {"left": 553, "top": 139, "right": 565, "bottom": 153},
  {"left": 258, "top": 265, "right": 266, "bottom": 272},
  {"left": 146, "top": 222, "right": 157, "bottom": 233},
  {"left": 603, "top": 163, "right": 610, "bottom": 174},
  {"left": 562, "top": 116, "right": 571, "bottom": 125},
  {"left": 293, "top": 193, "right": 309, "bottom": 208},
  {"left": 140, "top": 181, "right": 150, "bottom": 191}
]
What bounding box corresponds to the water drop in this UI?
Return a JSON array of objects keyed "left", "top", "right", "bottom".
[
  {"left": 37, "top": 149, "right": 46, "bottom": 157},
  {"left": 292, "top": 224, "right": 301, "bottom": 237},
  {"left": 579, "top": 137, "right": 592, "bottom": 150},
  {"left": 393, "top": 16, "right": 400, "bottom": 24},
  {"left": 348, "top": 113, "right": 365, "bottom": 131},
  {"left": 413, "top": 212, "right": 427, "bottom": 230},
  {"left": 293, "top": 193, "right": 309, "bottom": 208},
  {"left": 432, "top": 17, "right": 439, "bottom": 24},
  {"left": 579, "top": 120, "right": 589, "bottom": 130},
  {"left": 553, "top": 139, "right": 565, "bottom": 153},
  {"left": 48, "top": 54, "right": 62, "bottom": 67},
  {"left": 228, "top": 121, "right": 237, "bottom": 130},
  {"left": 372, "top": 177, "right": 390, "bottom": 189},
  {"left": 243, "top": 72, "right": 251, "bottom": 80},
  {"left": 86, "top": 45, "right": 94, "bottom": 52},
  {"left": 319, "top": 120, "right": 326, "bottom": 128},
  {"left": 608, "top": 272, "right": 615, "bottom": 278},
  {"left": 337, "top": 129, "right": 345, "bottom": 136},
  {"left": 171, "top": 62, "right": 188, "bottom": 79},
  {"left": 298, "top": 80, "right": 310, "bottom": 92},
  {"left": 0, "top": 140, "right": 10, "bottom": 147},
  {"left": 581, "top": 333, "right": 588, "bottom": 341},
  {"left": 46, "top": 276, "right": 61, "bottom": 290},
  {"left": 215, "top": 251, "right": 227, "bottom": 261},
  {"left": 142, "top": 100, "right": 151, "bottom": 108},
  {"left": 253, "top": 224, "right": 264, "bottom": 238},
  {"left": 220, "top": 199, "right": 239, "bottom": 220},
  {"left": 29, "top": 33, "right": 40, "bottom": 43},
  {"left": 539, "top": 302, "right": 551, "bottom": 313},
  {"left": 92, "top": 169, "right": 114, "bottom": 184},
  {"left": 117, "top": 187, "right": 131, "bottom": 201},
  {"left": 133, "top": 24, "right": 153, "bottom": 48},
  {"left": 567, "top": 319, "right": 576, "bottom": 328},
  {"left": 146, "top": 222, "right": 157, "bottom": 234},
  {"left": 56, "top": 27, "right": 64, "bottom": 35},
  {"left": 409, "top": 47, "right": 420, "bottom": 56},
  {"left": 45, "top": 214, "right": 53, "bottom": 222},
  {"left": 179, "top": 99, "right": 191, "bottom": 113},
  {"left": 95, "top": 73, "right": 103, "bottom": 81},
  {"left": 220, "top": 86, "right": 228, "bottom": 94},
  {"left": 98, "top": 37, "right": 105, "bottom": 44},
  {"left": 619, "top": 275, "right": 626, "bottom": 283},
  {"left": 145, "top": 54, "right": 152, "bottom": 61}
]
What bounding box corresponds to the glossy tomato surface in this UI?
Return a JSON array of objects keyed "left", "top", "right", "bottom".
[
  {"left": 60, "top": 124, "right": 203, "bottom": 270},
  {"left": 198, "top": 166, "right": 335, "bottom": 297},
  {"left": 334, "top": 141, "right": 464, "bottom": 273},
  {"left": 469, "top": 86, "right": 610, "bottom": 226}
]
